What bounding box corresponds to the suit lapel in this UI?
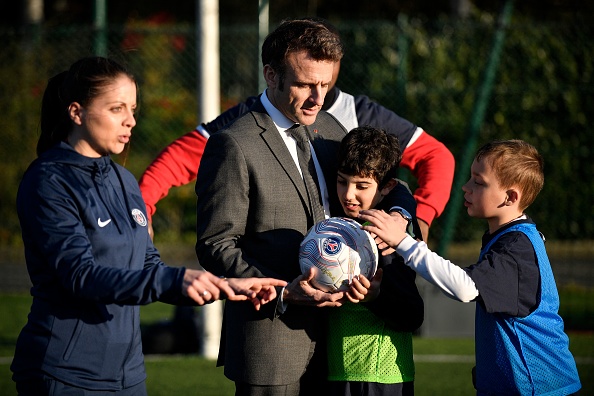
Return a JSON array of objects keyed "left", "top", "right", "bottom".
[{"left": 252, "top": 106, "right": 310, "bottom": 212}]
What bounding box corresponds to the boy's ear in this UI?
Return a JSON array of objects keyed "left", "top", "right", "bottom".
[
  {"left": 505, "top": 189, "right": 520, "bottom": 206},
  {"left": 380, "top": 178, "right": 398, "bottom": 196}
]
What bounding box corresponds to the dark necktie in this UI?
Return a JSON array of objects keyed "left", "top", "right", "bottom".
[{"left": 290, "top": 125, "right": 326, "bottom": 223}]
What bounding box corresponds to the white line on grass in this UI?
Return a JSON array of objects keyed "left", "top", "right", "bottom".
[{"left": 414, "top": 354, "right": 474, "bottom": 363}]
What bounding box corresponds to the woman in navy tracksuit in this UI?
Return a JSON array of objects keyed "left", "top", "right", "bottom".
[{"left": 11, "top": 57, "right": 285, "bottom": 395}]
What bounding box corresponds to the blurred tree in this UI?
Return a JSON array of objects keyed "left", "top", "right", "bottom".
[
  {"left": 450, "top": 0, "right": 471, "bottom": 18},
  {"left": 1, "top": 0, "right": 592, "bottom": 29}
]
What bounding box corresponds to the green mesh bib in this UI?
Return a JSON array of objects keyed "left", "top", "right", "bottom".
[{"left": 327, "top": 303, "right": 415, "bottom": 383}]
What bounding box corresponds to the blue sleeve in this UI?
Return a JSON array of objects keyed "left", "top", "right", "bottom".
[
  {"left": 202, "top": 96, "right": 260, "bottom": 134},
  {"left": 17, "top": 164, "right": 186, "bottom": 306},
  {"left": 354, "top": 95, "right": 418, "bottom": 148}
]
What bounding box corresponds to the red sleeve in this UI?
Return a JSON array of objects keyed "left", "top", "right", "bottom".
[
  {"left": 138, "top": 129, "right": 208, "bottom": 220},
  {"left": 400, "top": 131, "right": 455, "bottom": 226}
]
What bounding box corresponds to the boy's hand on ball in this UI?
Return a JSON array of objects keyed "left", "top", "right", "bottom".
[
  {"left": 283, "top": 267, "right": 346, "bottom": 308},
  {"left": 345, "top": 268, "right": 383, "bottom": 303}
]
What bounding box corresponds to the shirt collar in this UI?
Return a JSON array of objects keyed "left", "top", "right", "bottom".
[
  {"left": 481, "top": 214, "right": 530, "bottom": 246},
  {"left": 261, "top": 89, "right": 296, "bottom": 132}
]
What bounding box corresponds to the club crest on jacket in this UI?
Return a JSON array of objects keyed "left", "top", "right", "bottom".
[{"left": 131, "top": 209, "right": 147, "bottom": 227}]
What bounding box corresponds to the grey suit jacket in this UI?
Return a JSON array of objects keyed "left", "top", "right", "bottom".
[{"left": 195, "top": 97, "right": 347, "bottom": 385}]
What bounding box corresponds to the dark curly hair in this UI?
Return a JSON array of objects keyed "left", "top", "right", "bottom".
[{"left": 337, "top": 126, "right": 402, "bottom": 188}]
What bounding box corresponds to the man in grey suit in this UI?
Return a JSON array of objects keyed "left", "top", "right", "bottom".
[{"left": 196, "top": 19, "right": 382, "bottom": 395}]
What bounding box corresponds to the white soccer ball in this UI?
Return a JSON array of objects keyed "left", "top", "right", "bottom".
[{"left": 299, "top": 217, "right": 379, "bottom": 292}]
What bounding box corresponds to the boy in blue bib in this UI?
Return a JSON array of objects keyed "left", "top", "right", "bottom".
[{"left": 360, "top": 140, "right": 581, "bottom": 395}]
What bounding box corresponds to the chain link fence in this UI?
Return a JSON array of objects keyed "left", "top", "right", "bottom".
[{"left": 1, "top": 16, "right": 592, "bottom": 329}]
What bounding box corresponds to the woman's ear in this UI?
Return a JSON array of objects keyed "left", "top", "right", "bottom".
[
  {"left": 68, "top": 102, "right": 84, "bottom": 126},
  {"left": 380, "top": 178, "right": 398, "bottom": 196}
]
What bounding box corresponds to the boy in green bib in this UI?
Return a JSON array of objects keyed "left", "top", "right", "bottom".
[{"left": 328, "top": 126, "right": 424, "bottom": 396}]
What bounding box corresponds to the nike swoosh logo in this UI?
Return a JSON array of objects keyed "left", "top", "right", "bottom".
[{"left": 98, "top": 218, "right": 112, "bottom": 228}]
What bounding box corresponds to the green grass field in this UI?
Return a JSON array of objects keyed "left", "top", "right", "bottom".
[{"left": 1, "top": 295, "right": 592, "bottom": 395}]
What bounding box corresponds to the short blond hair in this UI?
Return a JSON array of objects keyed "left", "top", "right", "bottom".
[{"left": 475, "top": 140, "right": 544, "bottom": 211}]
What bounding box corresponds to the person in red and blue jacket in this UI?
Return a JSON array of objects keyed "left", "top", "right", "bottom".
[{"left": 139, "top": 63, "right": 454, "bottom": 243}]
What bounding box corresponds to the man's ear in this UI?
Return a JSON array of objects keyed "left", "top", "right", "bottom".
[
  {"left": 380, "top": 178, "right": 398, "bottom": 196},
  {"left": 263, "top": 65, "right": 278, "bottom": 89},
  {"left": 68, "top": 102, "right": 84, "bottom": 126}
]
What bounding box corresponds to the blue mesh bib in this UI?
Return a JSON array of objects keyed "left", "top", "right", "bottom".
[{"left": 474, "top": 223, "right": 581, "bottom": 395}]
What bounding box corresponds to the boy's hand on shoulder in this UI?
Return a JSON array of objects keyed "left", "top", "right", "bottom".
[{"left": 359, "top": 209, "right": 409, "bottom": 253}]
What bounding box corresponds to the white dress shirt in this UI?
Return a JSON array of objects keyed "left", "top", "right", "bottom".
[{"left": 261, "top": 90, "right": 330, "bottom": 219}]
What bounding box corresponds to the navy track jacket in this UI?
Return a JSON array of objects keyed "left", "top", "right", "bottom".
[{"left": 11, "top": 142, "right": 189, "bottom": 391}]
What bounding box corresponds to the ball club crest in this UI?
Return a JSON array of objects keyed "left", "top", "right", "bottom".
[{"left": 322, "top": 237, "right": 341, "bottom": 256}]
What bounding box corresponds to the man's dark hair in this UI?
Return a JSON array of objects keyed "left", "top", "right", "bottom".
[{"left": 261, "top": 18, "right": 343, "bottom": 86}]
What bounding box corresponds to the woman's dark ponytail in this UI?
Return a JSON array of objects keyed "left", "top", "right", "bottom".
[{"left": 37, "top": 71, "right": 69, "bottom": 156}]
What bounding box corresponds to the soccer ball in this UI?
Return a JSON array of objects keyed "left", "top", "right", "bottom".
[{"left": 299, "top": 217, "right": 378, "bottom": 292}]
